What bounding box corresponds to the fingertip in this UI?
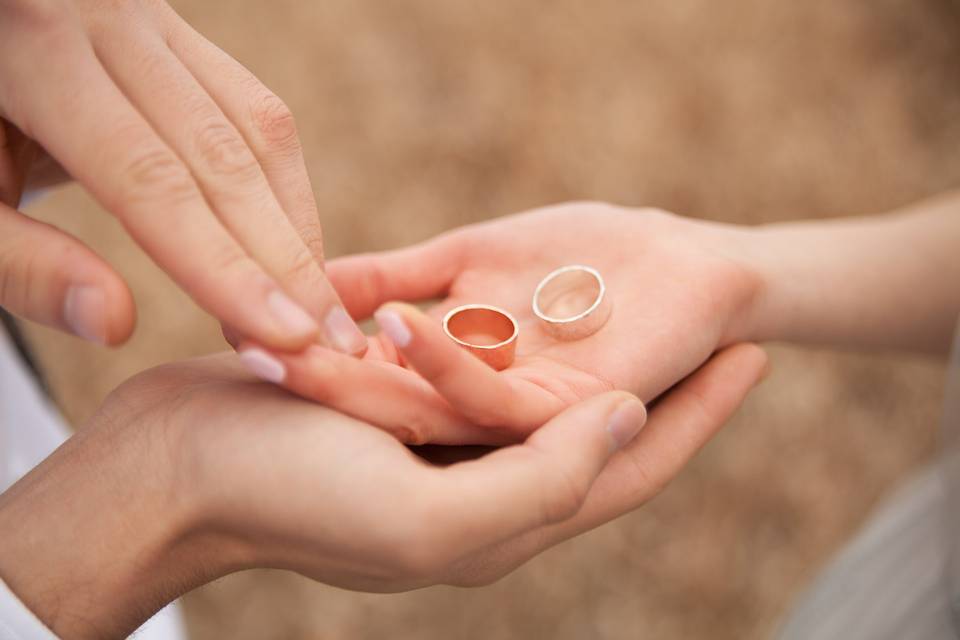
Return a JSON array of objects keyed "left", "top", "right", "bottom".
[
  {"left": 322, "top": 305, "right": 368, "bottom": 357},
  {"left": 237, "top": 285, "right": 319, "bottom": 352},
  {"left": 102, "top": 281, "right": 136, "bottom": 347},
  {"left": 237, "top": 345, "right": 287, "bottom": 384},
  {"left": 374, "top": 302, "right": 436, "bottom": 348},
  {"left": 534, "top": 390, "right": 645, "bottom": 449},
  {"left": 374, "top": 305, "right": 413, "bottom": 348},
  {"left": 604, "top": 393, "right": 647, "bottom": 452},
  {"left": 266, "top": 289, "right": 320, "bottom": 341},
  {"left": 59, "top": 257, "right": 135, "bottom": 347}
]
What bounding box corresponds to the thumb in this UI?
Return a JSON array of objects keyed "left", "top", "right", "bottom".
[
  {"left": 434, "top": 391, "right": 648, "bottom": 548},
  {"left": 0, "top": 201, "right": 135, "bottom": 345}
]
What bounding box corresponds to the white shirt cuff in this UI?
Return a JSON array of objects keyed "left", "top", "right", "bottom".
[
  {"left": 0, "top": 577, "right": 57, "bottom": 639},
  {"left": 17, "top": 190, "right": 49, "bottom": 210}
]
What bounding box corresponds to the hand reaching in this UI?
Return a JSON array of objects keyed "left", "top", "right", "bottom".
[{"left": 0, "top": 2, "right": 364, "bottom": 353}]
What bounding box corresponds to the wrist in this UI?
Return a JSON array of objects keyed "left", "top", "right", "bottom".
[
  {"left": 679, "top": 217, "right": 777, "bottom": 346},
  {"left": 0, "top": 399, "right": 227, "bottom": 638},
  {"left": 719, "top": 212, "right": 942, "bottom": 350},
  {"left": 721, "top": 222, "right": 794, "bottom": 344}
]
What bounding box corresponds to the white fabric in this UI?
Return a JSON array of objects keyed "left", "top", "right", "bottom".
[
  {"left": 16, "top": 190, "right": 49, "bottom": 210},
  {"left": 0, "top": 579, "right": 57, "bottom": 640},
  {"left": 0, "top": 329, "right": 188, "bottom": 639},
  {"left": 0, "top": 332, "right": 70, "bottom": 493},
  {"left": 777, "top": 466, "right": 956, "bottom": 640}
]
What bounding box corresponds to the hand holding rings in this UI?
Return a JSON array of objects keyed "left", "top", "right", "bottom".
[{"left": 443, "top": 265, "right": 612, "bottom": 370}]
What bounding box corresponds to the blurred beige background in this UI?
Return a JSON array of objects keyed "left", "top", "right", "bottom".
[{"left": 18, "top": 1, "right": 960, "bottom": 638}]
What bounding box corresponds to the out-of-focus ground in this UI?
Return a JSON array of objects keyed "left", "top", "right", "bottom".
[{"left": 19, "top": 1, "right": 960, "bottom": 638}]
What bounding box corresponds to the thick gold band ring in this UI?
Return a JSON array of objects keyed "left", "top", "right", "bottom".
[{"left": 442, "top": 304, "right": 518, "bottom": 371}]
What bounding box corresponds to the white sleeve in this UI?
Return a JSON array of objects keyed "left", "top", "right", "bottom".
[
  {"left": 0, "top": 578, "right": 57, "bottom": 640},
  {"left": 17, "top": 190, "right": 50, "bottom": 210},
  {"left": 0, "top": 329, "right": 188, "bottom": 640}
]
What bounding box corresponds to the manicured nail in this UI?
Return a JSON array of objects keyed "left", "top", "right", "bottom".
[
  {"left": 239, "top": 347, "right": 286, "bottom": 384},
  {"left": 606, "top": 398, "right": 646, "bottom": 452},
  {"left": 374, "top": 308, "right": 412, "bottom": 348},
  {"left": 267, "top": 290, "right": 318, "bottom": 337},
  {"left": 324, "top": 306, "right": 368, "bottom": 355},
  {"left": 63, "top": 285, "right": 107, "bottom": 345}
]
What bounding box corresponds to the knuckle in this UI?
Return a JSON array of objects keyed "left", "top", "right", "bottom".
[
  {"left": 282, "top": 247, "right": 321, "bottom": 284},
  {"left": 296, "top": 221, "right": 325, "bottom": 262},
  {"left": 0, "top": 233, "right": 74, "bottom": 320},
  {"left": 249, "top": 91, "right": 299, "bottom": 151},
  {"left": 194, "top": 120, "right": 259, "bottom": 179},
  {"left": 120, "top": 147, "right": 196, "bottom": 206},
  {"left": 3, "top": 0, "right": 66, "bottom": 32},
  {"left": 542, "top": 474, "right": 585, "bottom": 523},
  {"left": 204, "top": 241, "right": 253, "bottom": 277}
]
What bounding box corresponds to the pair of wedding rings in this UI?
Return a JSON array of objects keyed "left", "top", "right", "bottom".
[{"left": 442, "top": 265, "right": 612, "bottom": 371}]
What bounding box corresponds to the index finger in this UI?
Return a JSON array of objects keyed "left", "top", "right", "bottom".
[{"left": 6, "top": 36, "right": 319, "bottom": 350}]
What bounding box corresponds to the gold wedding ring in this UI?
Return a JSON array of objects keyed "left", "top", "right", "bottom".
[
  {"left": 442, "top": 304, "right": 518, "bottom": 371},
  {"left": 532, "top": 265, "right": 611, "bottom": 340}
]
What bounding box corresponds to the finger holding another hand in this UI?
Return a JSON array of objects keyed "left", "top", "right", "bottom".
[
  {"left": 389, "top": 390, "right": 646, "bottom": 583},
  {"left": 442, "top": 343, "right": 769, "bottom": 586}
]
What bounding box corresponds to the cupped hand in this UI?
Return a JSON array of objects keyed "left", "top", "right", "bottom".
[
  {"left": 0, "top": 343, "right": 766, "bottom": 638},
  {"left": 0, "top": 1, "right": 365, "bottom": 353},
  {"left": 243, "top": 203, "right": 763, "bottom": 443}
]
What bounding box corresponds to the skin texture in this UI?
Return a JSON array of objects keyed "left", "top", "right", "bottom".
[
  {"left": 2, "top": 181, "right": 956, "bottom": 639},
  {"left": 237, "top": 203, "right": 764, "bottom": 444},
  {"left": 0, "top": 344, "right": 768, "bottom": 638},
  {"left": 239, "top": 197, "right": 960, "bottom": 445},
  {"left": 0, "top": 0, "right": 366, "bottom": 354}
]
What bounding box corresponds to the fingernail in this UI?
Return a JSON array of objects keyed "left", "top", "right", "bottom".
[
  {"left": 267, "top": 290, "right": 318, "bottom": 337},
  {"left": 239, "top": 347, "right": 286, "bottom": 384},
  {"left": 324, "top": 306, "right": 368, "bottom": 355},
  {"left": 606, "top": 398, "right": 646, "bottom": 452},
  {"left": 374, "top": 308, "right": 412, "bottom": 348},
  {"left": 63, "top": 285, "right": 107, "bottom": 345}
]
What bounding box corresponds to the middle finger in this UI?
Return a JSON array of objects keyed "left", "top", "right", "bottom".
[{"left": 91, "top": 25, "right": 365, "bottom": 354}]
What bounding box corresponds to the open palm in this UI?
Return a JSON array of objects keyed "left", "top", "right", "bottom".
[{"left": 248, "top": 203, "right": 762, "bottom": 444}]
